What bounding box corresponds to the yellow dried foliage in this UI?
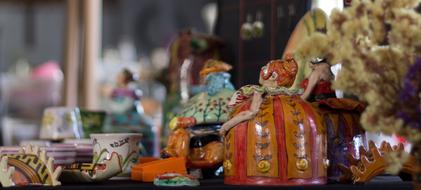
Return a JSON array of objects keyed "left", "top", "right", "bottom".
[{"left": 296, "top": 0, "right": 421, "bottom": 143}]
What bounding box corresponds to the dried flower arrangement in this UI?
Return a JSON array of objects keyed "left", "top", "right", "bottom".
[{"left": 296, "top": 0, "right": 421, "bottom": 145}]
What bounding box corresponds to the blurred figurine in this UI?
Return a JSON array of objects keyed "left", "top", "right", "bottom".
[
  {"left": 220, "top": 55, "right": 302, "bottom": 135},
  {"left": 300, "top": 57, "right": 336, "bottom": 102},
  {"left": 161, "top": 31, "right": 224, "bottom": 152},
  {"left": 162, "top": 60, "right": 234, "bottom": 173},
  {"left": 299, "top": 57, "right": 366, "bottom": 180},
  {"left": 108, "top": 69, "right": 143, "bottom": 115},
  {"left": 105, "top": 68, "right": 155, "bottom": 156},
  {"left": 137, "top": 62, "right": 167, "bottom": 157},
  {"left": 167, "top": 30, "right": 224, "bottom": 96},
  {"left": 180, "top": 60, "right": 234, "bottom": 124},
  {"left": 162, "top": 117, "right": 195, "bottom": 158}
]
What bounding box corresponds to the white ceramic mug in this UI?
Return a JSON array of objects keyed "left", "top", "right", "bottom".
[
  {"left": 39, "top": 107, "right": 83, "bottom": 140},
  {"left": 90, "top": 133, "right": 141, "bottom": 178}
]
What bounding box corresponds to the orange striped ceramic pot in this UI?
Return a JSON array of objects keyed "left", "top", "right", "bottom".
[{"left": 223, "top": 95, "right": 327, "bottom": 185}]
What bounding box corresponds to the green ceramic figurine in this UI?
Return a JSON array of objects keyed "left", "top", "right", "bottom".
[{"left": 162, "top": 59, "right": 235, "bottom": 172}]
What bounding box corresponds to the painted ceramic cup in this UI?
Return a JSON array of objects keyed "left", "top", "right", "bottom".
[
  {"left": 39, "top": 107, "right": 83, "bottom": 140},
  {"left": 90, "top": 133, "right": 141, "bottom": 178}
]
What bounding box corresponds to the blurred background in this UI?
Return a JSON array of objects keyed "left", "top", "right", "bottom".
[
  {"left": 0, "top": 0, "right": 405, "bottom": 153},
  {"left": 0, "top": 0, "right": 217, "bottom": 147}
]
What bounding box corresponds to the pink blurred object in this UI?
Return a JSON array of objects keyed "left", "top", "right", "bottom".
[
  {"left": 31, "top": 61, "right": 63, "bottom": 81},
  {"left": 395, "top": 135, "right": 408, "bottom": 144}
]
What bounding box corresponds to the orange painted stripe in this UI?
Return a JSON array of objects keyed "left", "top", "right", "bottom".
[
  {"left": 273, "top": 95, "right": 287, "bottom": 180},
  {"left": 298, "top": 99, "right": 319, "bottom": 178}
]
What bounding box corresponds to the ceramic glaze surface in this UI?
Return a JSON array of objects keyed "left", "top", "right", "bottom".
[
  {"left": 204, "top": 72, "right": 235, "bottom": 96},
  {"left": 179, "top": 69, "right": 235, "bottom": 125},
  {"left": 0, "top": 145, "right": 62, "bottom": 187},
  {"left": 7, "top": 154, "right": 51, "bottom": 186},
  {"left": 91, "top": 133, "right": 141, "bottom": 177},
  {"left": 220, "top": 57, "right": 331, "bottom": 185},
  {"left": 163, "top": 60, "right": 235, "bottom": 170},
  {"left": 60, "top": 152, "right": 122, "bottom": 183},
  {"left": 321, "top": 108, "right": 365, "bottom": 179},
  {"left": 299, "top": 53, "right": 366, "bottom": 180},
  {"left": 223, "top": 94, "right": 327, "bottom": 185},
  {"left": 153, "top": 173, "right": 199, "bottom": 187},
  {"left": 180, "top": 88, "right": 233, "bottom": 124}
]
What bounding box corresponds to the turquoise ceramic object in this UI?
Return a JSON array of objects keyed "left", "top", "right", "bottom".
[
  {"left": 153, "top": 173, "right": 199, "bottom": 187},
  {"left": 179, "top": 72, "right": 235, "bottom": 124}
]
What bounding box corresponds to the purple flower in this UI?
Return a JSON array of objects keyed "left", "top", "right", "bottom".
[{"left": 396, "top": 57, "right": 421, "bottom": 131}]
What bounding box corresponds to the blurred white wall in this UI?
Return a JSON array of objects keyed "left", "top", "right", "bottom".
[{"left": 312, "top": 0, "right": 343, "bottom": 16}]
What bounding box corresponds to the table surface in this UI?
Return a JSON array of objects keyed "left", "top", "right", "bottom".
[{"left": 5, "top": 176, "right": 412, "bottom": 190}]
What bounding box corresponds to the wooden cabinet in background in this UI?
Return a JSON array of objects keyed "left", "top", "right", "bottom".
[{"left": 216, "top": 0, "right": 310, "bottom": 87}]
